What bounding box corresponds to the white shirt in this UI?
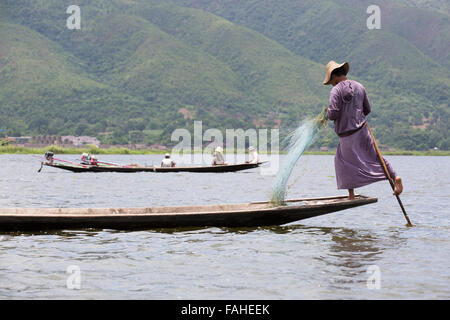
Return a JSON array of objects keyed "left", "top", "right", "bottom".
[
  {"left": 249, "top": 151, "right": 259, "bottom": 164},
  {"left": 161, "top": 158, "right": 175, "bottom": 167},
  {"left": 212, "top": 152, "right": 225, "bottom": 165}
]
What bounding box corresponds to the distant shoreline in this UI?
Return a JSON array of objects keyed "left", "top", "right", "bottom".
[{"left": 0, "top": 145, "right": 448, "bottom": 156}]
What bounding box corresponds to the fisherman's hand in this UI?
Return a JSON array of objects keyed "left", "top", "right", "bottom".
[
  {"left": 323, "top": 107, "right": 329, "bottom": 119},
  {"left": 313, "top": 107, "right": 329, "bottom": 128}
]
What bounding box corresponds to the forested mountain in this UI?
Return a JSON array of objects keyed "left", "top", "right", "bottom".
[
  {"left": 0, "top": 0, "right": 448, "bottom": 149},
  {"left": 396, "top": 0, "right": 449, "bottom": 14}
]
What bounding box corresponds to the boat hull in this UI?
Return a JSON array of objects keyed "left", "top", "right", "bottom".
[
  {"left": 42, "top": 162, "right": 261, "bottom": 173},
  {"left": 0, "top": 195, "right": 377, "bottom": 231}
]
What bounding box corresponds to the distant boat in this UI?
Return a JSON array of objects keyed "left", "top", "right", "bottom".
[
  {"left": 40, "top": 161, "right": 263, "bottom": 173},
  {"left": 0, "top": 195, "right": 377, "bottom": 231}
]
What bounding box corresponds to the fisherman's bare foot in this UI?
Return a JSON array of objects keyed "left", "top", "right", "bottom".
[
  {"left": 393, "top": 176, "right": 403, "bottom": 195},
  {"left": 348, "top": 189, "right": 355, "bottom": 200}
]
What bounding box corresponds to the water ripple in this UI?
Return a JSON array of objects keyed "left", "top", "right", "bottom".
[{"left": 0, "top": 154, "right": 449, "bottom": 299}]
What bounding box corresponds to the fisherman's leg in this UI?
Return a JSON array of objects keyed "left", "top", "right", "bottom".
[
  {"left": 383, "top": 157, "right": 403, "bottom": 195},
  {"left": 348, "top": 189, "right": 355, "bottom": 200}
]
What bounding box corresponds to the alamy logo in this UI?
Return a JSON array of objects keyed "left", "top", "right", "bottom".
[
  {"left": 66, "top": 5, "right": 81, "bottom": 30},
  {"left": 366, "top": 265, "right": 381, "bottom": 289},
  {"left": 367, "top": 5, "right": 381, "bottom": 29},
  {"left": 66, "top": 265, "right": 81, "bottom": 289},
  {"left": 171, "top": 121, "right": 279, "bottom": 175}
]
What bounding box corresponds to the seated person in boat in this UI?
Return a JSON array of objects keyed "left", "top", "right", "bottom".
[
  {"left": 212, "top": 146, "right": 227, "bottom": 165},
  {"left": 161, "top": 153, "right": 176, "bottom": 167},
  {"left": 324, "top": 60, "right": 403, "bottom": 200},
  {"left": 246, "top": 146, "right": 259, "bottom": 164},
  {"left": 81, "top": 152, "right": 91, "bottom": 165},
  {"left": 44, "top": 151, "right": 54, "bottom": 165},
  {"left": 90, "top": 155, "right": 99, "bottom": 166}
]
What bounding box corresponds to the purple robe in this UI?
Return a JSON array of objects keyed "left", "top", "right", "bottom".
[{"left": 327, "top": 80, "right": 396, "bottom": 189}]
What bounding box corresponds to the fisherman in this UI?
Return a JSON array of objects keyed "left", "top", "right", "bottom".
[
  {"left": 161, "top": 153, "right": 176, "bottom": 167},
  {"left": 212, "top": 146, "right": 226, "bottom": 165},
  {"left": 323, "top": 61, "right": 403, "bottom": 200},
  {"left": 246, "top": 146, "right": 259, "bottom": 164},
  {"left": 81, "top": 152, "right": 90, "bottom": 165}
]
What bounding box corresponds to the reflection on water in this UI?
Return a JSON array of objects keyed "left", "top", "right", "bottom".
[
  {"left": 0, "top": 155, "right": 449, "bottom": 299},
  {"left": 324, "top": 228, "right": 382, "bottom": 289}
]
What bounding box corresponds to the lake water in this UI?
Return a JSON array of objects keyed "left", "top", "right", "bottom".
[{"left": 0, "top": 154, "right": 449, "bottom": 299}]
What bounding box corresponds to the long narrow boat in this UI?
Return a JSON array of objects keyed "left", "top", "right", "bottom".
[
  {"left": 40, "top": 161, "right": 262, "bottom": 173},
  {"left": 0, "top": 195, "right": 376, "bottom": 231}
]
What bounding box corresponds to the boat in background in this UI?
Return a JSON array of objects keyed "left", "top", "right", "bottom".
[
  {"left": 37, "top": 153, "right": 264, "bottom": 173},
  {"left": 40, "top": 161, "right": 263, "bottom": 173},
  {"left": 0, "top": 195, "right": 377, "bottom": 231}
]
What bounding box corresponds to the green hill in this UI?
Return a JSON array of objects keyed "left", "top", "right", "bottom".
[
  {"left": 0, "top": 0, "right": 448, "bottom": 149},
  {"left": 171, "top": 0, "right": 450, "bottom": 149},
  {"left": 395, "top": 0, "right": 449, "bottom": 15}
]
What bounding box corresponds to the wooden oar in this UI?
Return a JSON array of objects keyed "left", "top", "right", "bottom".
[
  {"left": 53, "top": 157, "right": 89, "bottom": 168},
  {"left": 366, "top": 123, "right": 413, "bottom": 227},
  {"left": 97, "top": 160, "right": 134, "bottom": 168},
  {"left": 73, "top": 159, "right": 132, "bottom": 168}
]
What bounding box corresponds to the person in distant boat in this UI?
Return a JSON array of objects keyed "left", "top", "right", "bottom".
[
  {"left": 44, "top": 151, "right": 54, "bottom": 165},
  {"left": 81, "top": 152, "right": 90, "bottom": 165},
  {"left": 323, "top": 61, "right": 403, "bottom": 200},
  {"left": 212, "top": 146, "right": 227, "bottom": 165},
  {"left": 246, "top": 146, "right": 259, "bottom": 164},
  {"left": 90, "top": 155, "right": 98, "bottom": 166},
  {"left": 161, "top": 153, "right": 176, "bottom": 167}
]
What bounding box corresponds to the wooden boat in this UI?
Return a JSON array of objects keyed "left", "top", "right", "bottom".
[
  {"left": 0, "top": 195, "right": 377, "bottom": 231},
  {"left": 40, "top": 161, "right": 263, "bottom": 173}
]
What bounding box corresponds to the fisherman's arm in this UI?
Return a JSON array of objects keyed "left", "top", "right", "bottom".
[{"left": 327, "top": 89, "right": 341, "bottom": 120}]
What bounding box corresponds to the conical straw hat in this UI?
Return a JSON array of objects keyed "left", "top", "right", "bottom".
[{"left": 323, "top": 61, "right": 349, "bottom": 85}]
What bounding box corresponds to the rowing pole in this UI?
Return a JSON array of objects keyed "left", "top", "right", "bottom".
[
  {"left": 366, "top": 123, "right": 413, "bottom": 227},
  {"left": 85, "top": 160, "right": 133, "bottom": 168},
  {"left": 74, "top": 159, "right": 124, "bottom": 167}
]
